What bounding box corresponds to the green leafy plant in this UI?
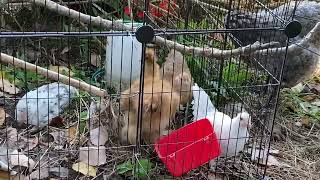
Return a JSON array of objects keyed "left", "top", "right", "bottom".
[
  {"left": 0, "top": 65, "right": 49, "bottom": 90},
  {"left": 222, "top": 62, "right": 253, "bottom": 87},
  {"left": 285, "top": 90, "right": 320, "bottom": 121},
  {"left": 79, "top": 110, "right": 88, "bottom": 134},
  {"left": 116, "top": 159, "right": 153, "bottom": 178}
]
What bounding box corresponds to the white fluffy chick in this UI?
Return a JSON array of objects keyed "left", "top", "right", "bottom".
[
  {"left": 192, "top": 83, "right": 216, "bottom": 120},
  {"left": 207, "top": 111, "right": 252, "bottom": 157},
  {"left": 191, "top": 83, "right": 252, "bottom": 157},
  {"left": 16, "top": 82, "right": 78, "bottom": 127}
]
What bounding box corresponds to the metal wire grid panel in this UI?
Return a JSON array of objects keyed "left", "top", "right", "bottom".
[{"left": 0, "top": 0, "right": 307, "bottom": 179}]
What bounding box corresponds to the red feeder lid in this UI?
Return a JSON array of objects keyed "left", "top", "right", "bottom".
[{"left": 154, "top": 118, "right": 221, "bottom": 177}]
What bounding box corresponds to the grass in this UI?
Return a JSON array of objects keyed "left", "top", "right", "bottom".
[
  {"left": 0, "top": 65, "right": 50, "bottom": 91},
  {"left": 266, "top": 80, "right": 320, "bottom": 179},
  {"left": 282, "top": 87, "right": 320, "bottom": 121}
]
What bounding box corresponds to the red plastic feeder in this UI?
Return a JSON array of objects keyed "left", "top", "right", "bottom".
[{"left": 154, "top": 118, "right": 221, "bottom": 177}]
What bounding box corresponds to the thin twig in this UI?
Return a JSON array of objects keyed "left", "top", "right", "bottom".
[
  {"left": 33, "top": 143, "right": 53, "bottom": 169},
  {"left": 30, "top": 0, "right": 280, "bottom": 59},
  {"left": 0, "top": 53, "right": 107, "bottom": 97},
  {"left": 307, "top": 123, "right": 315, "bottom": 137}
]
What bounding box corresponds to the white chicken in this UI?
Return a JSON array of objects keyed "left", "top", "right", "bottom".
[
  {"left": 209, "top": 111, "right": 252, "bottom": 157},
  {"left": 192, "top": 83, "right": 216, "bottom": 120},
  {"left": 192, "top": 84, "right": 252, "bottom": 157},
  {"left": 15, "top": 82, "right": 78, "bottom": 127}
]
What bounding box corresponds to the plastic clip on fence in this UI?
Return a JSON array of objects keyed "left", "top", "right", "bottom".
[{"left": 154, "top": 118, "right": 221, "bottom": 177}]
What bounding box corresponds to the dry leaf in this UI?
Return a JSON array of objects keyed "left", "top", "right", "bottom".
[
  {"left": 27, "top": 168, "right": 49, "bottom": 180},
  {"left": 0, "top": 108, "right": 5, "bottom": 126},
  {"left": 9, "top": 150, "right": 35, "bottom": 170},
  {"left": 269, "top": 149, "right": 280, "bottom": 155},
  {"left": 302, "top": 94, "right": 317, "bottom": 101},
  {"left": 49, "top": 116, "right": 65, "bottom": 127},
  {"left": 7, "top": 129, "right": 38, "bottom": 151},
  {"left": 60, "top": 47, "right": 71, "bottom": 55},
  {"left": 285, "top": 101, "right": 297, "bottom": 112},
  {"left": 295, "top": 121, "right": 302, "bottom": 127},
  {"left": 79, "top": 146, "right": 106, "bottom": 166},
  {"left": 72, "top": 162, "right": 97, "bottom": 177},
  {"left": 20, "top": 137, "right": 39, "bottom": 151},
  {"left": 0, "top": 78, "right": 20, "bottom": 95},
  {"left": 308, "top": 83, "right": 320, "bottom": 95},
  {"left": 266, "top": 155, "right": 281, "bottom": 167},
  {"left": 67, "top": 126, "right": 77, "bottom": 142},
  {"left": 246, "top": 148, "right": 282, "bottom": 167},
  {"left": 48, "top": 65, "right": 74, "bottom": 77},
  {"left": 0, "top": 147, "right": 11, "bottom": 172},
  {"left": 291, "top": 83, "right": 305, "bottom": 93},
  {"left": 90, "top": 126, "right": 108, "bottom": 146},
  {"left": 49, "top": 130, "right": 66, "bottom": 144},
  {"left": 90, "top": 53, "right": 101, "bottom": 67},
  {"left": 7, "top": 127, "right": 18, "bottom": 148},
  {"left": 301, "top": 116, "right": 311, "bottom": 127}
]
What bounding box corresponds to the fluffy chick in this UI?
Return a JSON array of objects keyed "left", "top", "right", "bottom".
[
  {"left": 120, "top": 47, "right": 161, "bottom": 112},
  {"left": 191, "top": 83, "right": 217, "bottom": 120},
  {"left": 206, "top": 111, "right": 252, "bottom": 157},
  {"left": 120, "top": 48, "right": 180, "bottom": 144},
  {"left": 120, "top": 80, "right": 180, "bottom": 144},
  {"left": 160, "top": 49, "right": 193, "bottom": 105}
]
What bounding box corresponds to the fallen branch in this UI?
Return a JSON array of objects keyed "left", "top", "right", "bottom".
[
  {"left": 254, "top": 22, "right": 320, "bottom": 55},
  {"left": 0, "top": 53, "right": 107, "bottom": 97},
  {"left": 31, "top": 0, "right": 280, "bottom": 59},
  {"left": 33, "top": 0, "right": 131, "bottom": 31}
]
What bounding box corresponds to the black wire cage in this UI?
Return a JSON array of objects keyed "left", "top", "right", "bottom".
[{"left": 0, "top": 0, "right": 311, "bottom": 179}]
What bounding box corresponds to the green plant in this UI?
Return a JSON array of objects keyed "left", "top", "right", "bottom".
[
  {"left": 116, "top": 159, "right": 153, "bottom": 178},
  {"left": 222, "top": 62, "right": 252, "bottom": 87},
  {"left": 79, "top": 110, "right": 88, "bottom": 134},
  {"left": 0, "top": 65, "right": 49, "bottom": 90},
  {"left": 285, "top": 90, "right": 320, "bottom": 120}
]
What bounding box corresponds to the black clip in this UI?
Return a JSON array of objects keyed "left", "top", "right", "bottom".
[
  {"left": 284, "top": 20, "right": 302, "bottom": 38},
  {"left": 135, "top": 25, "right": 155, "bottom": 44}
]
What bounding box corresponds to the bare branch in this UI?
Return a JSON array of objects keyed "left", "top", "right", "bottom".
[
  {"left": 255, "top": 22, "right": 320, "bottom": 55},
  {"left": 155, "top": 39, "right": 280, "bottom": 59},
  {"left": 33, "top": 0, "right": 131, "bottom": 31},
  {"left": 31, "top": 0, "right": 280, "bottom": 59},
  {"left": 0, "top": 53, "right": 107, "bottom": 97}
]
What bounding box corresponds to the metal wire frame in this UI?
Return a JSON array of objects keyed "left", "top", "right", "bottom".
[{"left": 0, "top": 0, "right": 306, "bottom": 179}]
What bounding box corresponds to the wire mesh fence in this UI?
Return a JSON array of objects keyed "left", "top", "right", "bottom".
[{"left": 0, "top": 0, "right": 319, "bottom": 179}]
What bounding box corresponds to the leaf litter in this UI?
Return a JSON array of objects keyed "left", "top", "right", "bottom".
[
  {"left": 79, "top": 146, "right": 107, "bottom": 166},
  {"left": 0, "top": 93, "right": 125, "bottom": 179},
  {"left": 72, "top": 162, "right": 97, "bottom": 177}
]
